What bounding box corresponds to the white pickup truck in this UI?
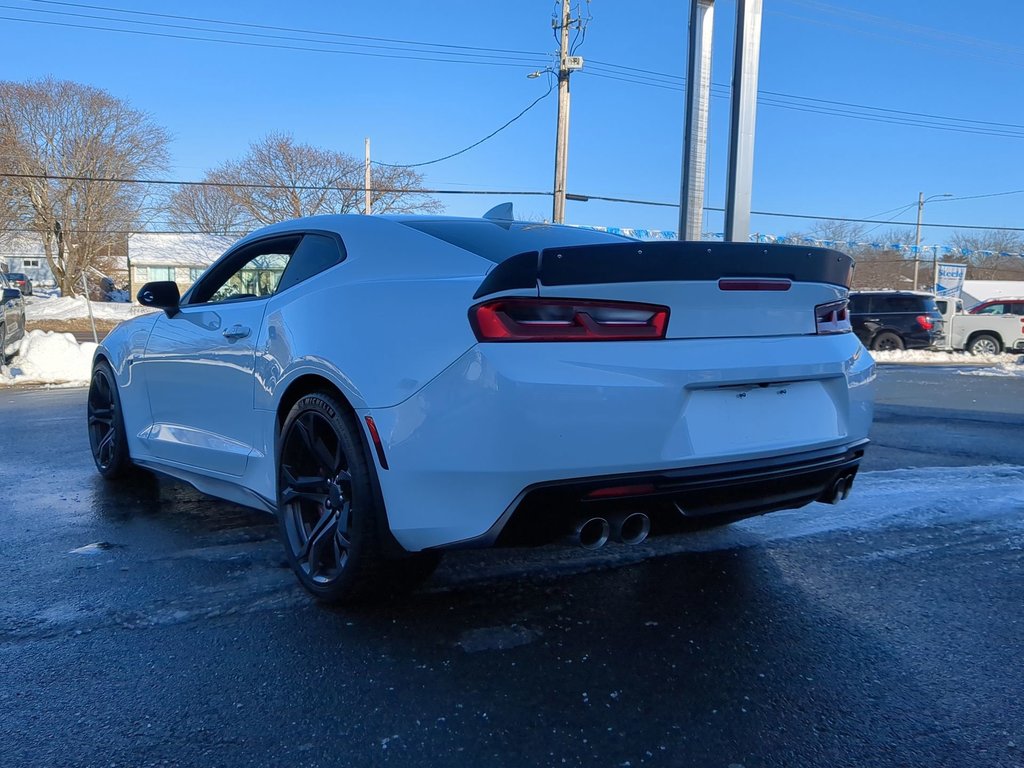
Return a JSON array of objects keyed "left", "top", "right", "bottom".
[{"left": 935, "top": 297, "right": 1024, "bottom": 355}]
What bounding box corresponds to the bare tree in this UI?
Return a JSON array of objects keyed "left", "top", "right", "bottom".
[
  {"left": 945, "top": 230, "right": 1024, "bottom": 281},
  {"left": 168, "top": 133, "right": 440, "bottom": 233},
  {"left": 0, "top": 77, "right": 170, "bottom": 295}
]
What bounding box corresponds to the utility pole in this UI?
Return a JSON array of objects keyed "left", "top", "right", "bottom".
[
  {"left": 552, "top": 0, "right": 582, "bottom": 224},
  {"left": 364, "top": 138, "right": 372, "bottom": 215},
  {"left": 912, "top": 191, "right": 924, "bottom": 290},
  {"left": 679, "top": 0, "right": 715, "bottom": 241}
]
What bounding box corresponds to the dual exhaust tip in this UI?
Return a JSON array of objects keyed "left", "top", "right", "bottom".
[{"left": 572, "top": 512, "right": 651, "bottom": 550}]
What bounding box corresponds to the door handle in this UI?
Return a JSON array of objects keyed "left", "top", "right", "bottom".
[{"left": 222, "top": 324, "right": 251, "bottom": 340}]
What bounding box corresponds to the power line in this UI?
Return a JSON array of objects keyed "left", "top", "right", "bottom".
[
  {"left": 5, "top": 171, "right": 1023, "bottom": 232},
  {"left": 372, "top": 82, "right": 554, "bottom": 168},
  {"left": 11, "top": 0, "right": 1024, "bottom": 141},
  {"left": 0, "top": 2, "right": 546, "bottom": 65},
  {"left": 23, "top": 0, "right": 548, "bottom": 57},
  {"left": 0, "top": 13, "right": 547, "bottom": 69}
]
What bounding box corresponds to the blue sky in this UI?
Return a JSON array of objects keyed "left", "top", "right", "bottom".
[{"left": 3, "top": 0, "right": 1023, "bottom": 247}]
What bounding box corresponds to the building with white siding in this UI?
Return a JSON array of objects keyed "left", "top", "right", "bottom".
[{"left": 127, "top": 233, "right": 239, "bottom": 297}]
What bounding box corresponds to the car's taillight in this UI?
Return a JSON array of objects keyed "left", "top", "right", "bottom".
[
  {"left": 470, "top": 298, "right": 669, "bottom": 342},
  {"left": 815, "top": 299, "right": 851, "bottom": 334},
  {"left": 916, "top": 315, "right": 933, "bottom": 331}
]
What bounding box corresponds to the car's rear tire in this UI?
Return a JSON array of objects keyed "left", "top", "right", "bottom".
[
  {"left": 967, "top": 333, "right": 1001, "bottom": 356},
  {"left": 277, "top": 393, "right": 436, "bottom": 604},
  {"left": 871, "top": 331, "right": 904, "bottom": 352},
  {"left": 87, "top": 360, "right": 135, "bottom": 479}
]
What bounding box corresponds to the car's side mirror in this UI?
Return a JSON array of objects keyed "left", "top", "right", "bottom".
[
  {"left": 137, "top": 281, "right": 181, "bottom": 317},
  {"left": 2, "top": 287, "right": 21, "bottom": 303}
]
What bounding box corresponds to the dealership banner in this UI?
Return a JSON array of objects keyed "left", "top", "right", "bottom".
[{"left": 935, "top": 262, "right": 968, "bottom": 298}]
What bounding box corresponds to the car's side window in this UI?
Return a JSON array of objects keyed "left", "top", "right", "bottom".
[
  {"left": 977, "top": 303, "right": 1006, "bottom": 315},
  {"left": 187, "top": 235, "right": 302, "bottom": 306},
  {"left": 275, "top": 233, "right": 345, "bottom": 294}
]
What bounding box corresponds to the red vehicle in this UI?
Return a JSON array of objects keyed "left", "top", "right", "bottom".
[{"left": 969, "top": 297, "right": 1024, "bottom": 316}]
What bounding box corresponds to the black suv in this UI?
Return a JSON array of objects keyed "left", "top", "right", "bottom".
[
  {"left": 848, "top": 291, "right": 944, "bottom": 351},
  {"left": 1, "top": 272, "right": 26, "bottom": 361}
]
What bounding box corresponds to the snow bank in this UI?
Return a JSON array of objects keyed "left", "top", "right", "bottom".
[
  {"left": 870, "top": 349, "right": 1017, "bottom": 366},
  {"left": 0, "top": 330, "right": 96, "bottom": 386},
  {"left": 25, "top": 295, "right": 154, "bottom": 323}
]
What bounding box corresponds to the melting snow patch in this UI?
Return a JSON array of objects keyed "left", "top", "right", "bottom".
[
  {"left": 957, "top": 359, "right": 1024, "bottom": 378},
  {"left": 0, "top": 330, "right": 96, "bottom": 386}
]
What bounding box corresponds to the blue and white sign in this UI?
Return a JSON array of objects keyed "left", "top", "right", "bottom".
[{"left": 935, "top": 263, "right": 967, "bottom": 298}]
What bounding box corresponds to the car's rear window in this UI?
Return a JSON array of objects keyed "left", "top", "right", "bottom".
[{"left": 399, "top": 220, "right": 634, "bottom": 263}]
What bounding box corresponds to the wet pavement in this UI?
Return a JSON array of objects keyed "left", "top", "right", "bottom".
[{"left": 1, "top": 367, "right": 1023, "bottom": 767}]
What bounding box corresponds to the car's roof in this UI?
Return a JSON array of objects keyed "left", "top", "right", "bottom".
[{"left": 975, "top": 296, "right": 1024, "bottom": 302}]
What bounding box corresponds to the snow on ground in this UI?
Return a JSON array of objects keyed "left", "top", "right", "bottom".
[
  {"left": 957, "top": 360, "right": 1024, "bottom": 378},
  {"left": 25, "top": 294, "right": 154, "bottom": 323},
  {"left": 0, "top": 330, "right": 97, "bottom": 386},
  {"left": 870, "top": 349, "right": 1019, "bottom": 366}
]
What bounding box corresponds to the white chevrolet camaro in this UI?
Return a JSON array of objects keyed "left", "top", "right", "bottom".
[{"left": 87, "top": 209, "right": 875, "bottom": 602}]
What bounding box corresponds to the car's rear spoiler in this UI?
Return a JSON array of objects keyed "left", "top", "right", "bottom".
[{"left": 474, "top": 241, "right": 854, "bottom": 299}]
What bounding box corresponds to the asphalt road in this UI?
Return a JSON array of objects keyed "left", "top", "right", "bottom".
[{"left": 1, "top": 364, "right": 1022, "bottom": 768}]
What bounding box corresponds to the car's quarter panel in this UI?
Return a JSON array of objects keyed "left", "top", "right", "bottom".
[
  {"left": 251, "top": 216, "right": 498, "bottom": 413},
  {"left": 367, "top": 333, "right": 875, "bottom": 550},
  {"left": 137, "top": 302, "right": 269, "bottom": 475},
  {"left": 92, "top": 314, "right": 161, "bottom": 461}
]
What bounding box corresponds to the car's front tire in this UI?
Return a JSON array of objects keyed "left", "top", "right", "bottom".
[
  {"left": 277, "top": 393, "right": 437, "bottom": 604},
  {"left": 87, "top": 360, "right": 135, "bottom": 479}
]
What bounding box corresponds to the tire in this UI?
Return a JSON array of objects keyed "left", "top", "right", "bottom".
[
  {"left": 967, "top": 333, "right": 1001, "bottom": 356},
  {"left": 871, "top": 331, "right": 904, "bottom": 352},
  {"left": 276, "top": 392, "right": 436, "bottom": 604},
  {"left": 87, "top": 360, "right": 135, "bottom": 479}
]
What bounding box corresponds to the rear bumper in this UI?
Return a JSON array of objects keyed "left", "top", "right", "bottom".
[
  {"left": 476, "top": 440, "right": 866, "bottom": 547},
  {"left": 365, "top": 333, "right": 875, "bottom": 551}
]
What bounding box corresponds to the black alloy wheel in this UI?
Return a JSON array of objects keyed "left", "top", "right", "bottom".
[
  {"left": 871, "top": 331, "right": 905, "bottom": 352},
  {"left": 87, "top": 360, "right": 134, "bottom": 478},
  {"left": 277, "top": 393, "right": 438, "bottom": 604}
]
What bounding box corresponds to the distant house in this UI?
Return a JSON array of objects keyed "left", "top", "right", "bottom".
[
  {"left": 0, "top": 235, "right": 56, "bottom": 286},
  {"left": 128, "top": 233, "right": 239, "bottom": 298}
]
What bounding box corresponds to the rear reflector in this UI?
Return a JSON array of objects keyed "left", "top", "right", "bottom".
[
  {"left": 585, "top": 483, "right": 658, "bottom": 499},
  {"left": 815, "top": 299, "right": 851, "bottom": 335},
  {"left": 364, "top": 416, "right": 389, "bottom": 470},
  {"left": 718, "top": 278, "right": 792, "bottom": 291},
  {"left": 470, "top": 298, "right": 669, "bottom": 342}
]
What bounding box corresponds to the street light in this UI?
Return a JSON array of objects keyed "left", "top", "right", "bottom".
[{"left": 913, "top": 191, "right": 952, "bottom": 291}]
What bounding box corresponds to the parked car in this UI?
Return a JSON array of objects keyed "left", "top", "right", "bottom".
[
  {"left": 3, "top": 272, "right": 33, "bottom": 296},
  {"left": 87, "top": 212, "right": 875, "bottom": 603},
  {"left": 968, "top": 297, "right": 1024, "bottom": 316},
  {"left": 0, "top": 273, "right": 26, "bottom": 361},
  {"left": 935, "top": 297, "right": 1024, "bottom": 355},
  {"left": 848, "top": 291, "right": 944, "bottom": 351}
]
